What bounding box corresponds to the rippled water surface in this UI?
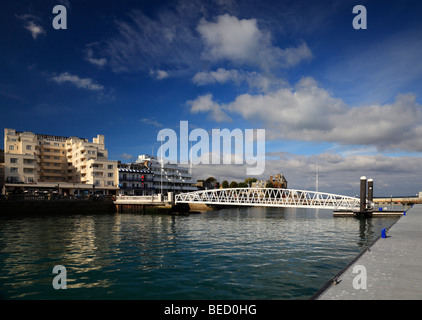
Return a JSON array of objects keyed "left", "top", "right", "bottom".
[{"left": 0, "top": 207, "right": 399, "bottom": 299}]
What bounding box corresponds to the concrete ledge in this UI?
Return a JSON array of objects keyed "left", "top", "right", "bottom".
[
  {"left": 315, "top": 204, "right": 422, "bottom": 300},
  {"left": 333, "top": 210, "right": 405, "bottom": 217}
]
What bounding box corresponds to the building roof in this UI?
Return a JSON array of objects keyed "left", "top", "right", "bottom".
[{"left": 118, "top": 168, "right": 152, "bottom": 174}]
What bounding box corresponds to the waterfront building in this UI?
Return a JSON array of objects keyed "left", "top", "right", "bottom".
[
  {"left": 269, "top": 174, "right": 288, "bottom": 188},
  {"left": 252, "top": 174, "right": 288, "bottom": 189},
  {"left": 118, "top": 162, "right": 154, "bottom": 195},
  {"left": 0, "top": 149, "right": 4, "bottom": 194},
  {"left": 3, "top": 128, "right": 119, "bottom": 195},
  {"left": 251, "top": 179, "right": 265, "bottom": 188},
  {"left": 135, "top": 154, "right": 197, "bottom": 194}
]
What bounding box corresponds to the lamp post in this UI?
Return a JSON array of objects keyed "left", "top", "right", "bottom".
[{"left": 160, "top": 134, "right": 163, "bottom": 196}]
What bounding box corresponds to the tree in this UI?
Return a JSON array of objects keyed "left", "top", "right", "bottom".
[
  {"left": 244, "top": 178, "right": 257, "bottom": 186},
  {"left": 238, "top": 182, "right": 248, "bottom": 188},
  {"left": 265, "top": 181, "right": 274, "bottom": 188},
  {"left": 222, "top": 180, "right": 229, "bottom": 188},
  {"left": 204, "top": 177, "right": 217, "bottom": 189},
  {"left": 229, "top": 181, "right": 238, "bottom": 188}
]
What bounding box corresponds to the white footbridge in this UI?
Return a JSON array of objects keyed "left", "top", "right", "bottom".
[{"left": 175, "top": 188, "right": 360, "bottom": 210}]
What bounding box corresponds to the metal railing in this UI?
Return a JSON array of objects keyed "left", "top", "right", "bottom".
[{"left": 175, "top": 188, "right": 360, "bottom": 210}]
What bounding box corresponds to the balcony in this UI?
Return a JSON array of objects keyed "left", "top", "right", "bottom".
[{"left": 119, "top": 177, "right": 154, "bottom": 182}]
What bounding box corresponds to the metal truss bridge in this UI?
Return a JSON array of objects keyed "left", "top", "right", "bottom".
[{"left": 175, "top": 188, "right": 360, "bottom": 210}]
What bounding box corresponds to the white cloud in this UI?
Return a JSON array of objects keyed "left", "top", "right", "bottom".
[
  {"left": 323, "top": 28, "right": 422, "bottom": 105},
  {"left": 191, "top": 152, "right": 422, "bottom": 197},
  {"left": 192, "top": 68, "right": 280, "bottom": 92},
  {"left": 85, "top": 48, "right": 107, "bottom": 67},
  {"left": 188, "top": 77, "right": 422, "bottom": 152},
  {"left": 197, "top": 14, "right": 263, "bottom": 62},
  {"left": 150, "top": 69, "right": 169, "bottom": 80},
  {"left": 102, "top": 8, "right": 201, "bottom": 74},
  {"left": 25, "top": 21, "right": 45, "bottom": 40},
  {"left": 51, "top": 72, "right": 104, "bottom": 91},
  {"left": 140, "top": 118, "right": 163, "bottom": 127},
  {"left": 197, "top": 14, "right": 312, "bottom": 70},
  {"left": 16, "top": 14, "right": 46, "bottom": 40},
  {"left": 188, "top": 94, "right": 231, "bottom": 122},
  {"left": 193, "top": 68, "right": 242, "bottom": 85},
  {"left": 120, "top": 153, "right": 134, "bottom": 161},
  {"left": 99, "top": 7, "right": 312, "bottom": 76}
]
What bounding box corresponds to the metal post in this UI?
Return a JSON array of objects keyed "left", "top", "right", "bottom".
[
  {"left": 360, "top": 176, "right": 367, "bottom": 212},
  {"left": 368, "top": 178, "right": 373, "bottom": 203}
]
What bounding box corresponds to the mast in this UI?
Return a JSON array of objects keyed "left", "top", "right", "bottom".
[{"left": 315, "top": 162, "right": 319, "bottom": 193}]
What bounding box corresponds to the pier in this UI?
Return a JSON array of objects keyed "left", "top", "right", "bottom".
[
  {"left": 333, "top": 209, "right": 405, "bottom": 217},
  {"left": 313, "top": 204, "right": 422, "bottom": 300},
  {"left": 113, "top": 194, "right": 191, "bottom": 214}
]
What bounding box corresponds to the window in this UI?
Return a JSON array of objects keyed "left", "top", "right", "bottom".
[
  {"left": 26, "top": 145, "right": 32, "bottom": 150},
  {"left": 108, "top": 173, "right": 113, "bottom": 177},
  {"left": 10, "top": 158, "right": 18, "bottom": 164},
  {"left": 108, "top": 181, "right": 114, "bottom": 186},
  {"left": 9, "top": 145, "right": 14, "bottom": 151},
  {"left": 28, "top": 177, "right": 34, "bottom": 183},
  {"left": 107, "top": 165, "right": 113, "bottom": 170},
  {"left": 10, "top": 167, "right": 18, "bottom": 173}
]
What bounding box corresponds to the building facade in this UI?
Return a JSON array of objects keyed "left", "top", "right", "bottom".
[
  {"left": 252, "top": 174, "right": 288, "bottom": 189},
  {"left": 0, "top": 149, "right": 4, "bottom": 194},
  {"left": 135, "top": 154, "right": 197, "bottom": 194},
  {"left": 3, "top": 128, "right": 118, "bottom": 195},
  {"left": 268, "top": 174, "right": 288, "bottom": 188},
  {"left": 118, "top": 162, "right": 154, "bottom": 195}
]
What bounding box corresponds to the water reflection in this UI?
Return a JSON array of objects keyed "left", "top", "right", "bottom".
[{"left": 0, "top": 208, "right": 399, "bottom": 299}]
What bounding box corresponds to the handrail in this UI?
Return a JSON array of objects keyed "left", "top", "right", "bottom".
[{"left": 175, "top": 187, "right": 360, "bottom": 210}]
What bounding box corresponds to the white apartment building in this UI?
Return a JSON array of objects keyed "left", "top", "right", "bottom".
[
  {"left": 118, "top": 162, "right": 154, "bottom": 195},
  {"left": 2, "top": 128, "right": 118, "bottom": 195},
  {"left": 135, "top": 154, "right": 197, "bottom": 194}
]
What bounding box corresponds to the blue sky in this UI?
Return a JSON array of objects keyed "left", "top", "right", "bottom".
[{"left": 1, "top": 0, "right": 422, "bottom": 196}]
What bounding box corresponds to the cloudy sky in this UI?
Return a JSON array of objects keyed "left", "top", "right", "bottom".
[{"left": 1, "top": 0, "right": 422, "bottom": 197}]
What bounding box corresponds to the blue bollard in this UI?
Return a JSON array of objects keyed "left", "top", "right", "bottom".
[
  {"left": 381, "top": 228, "right": 387, "bottom": 238},
  {"left": 403, "top": 211, "right": 406, "bottom": 216}
]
